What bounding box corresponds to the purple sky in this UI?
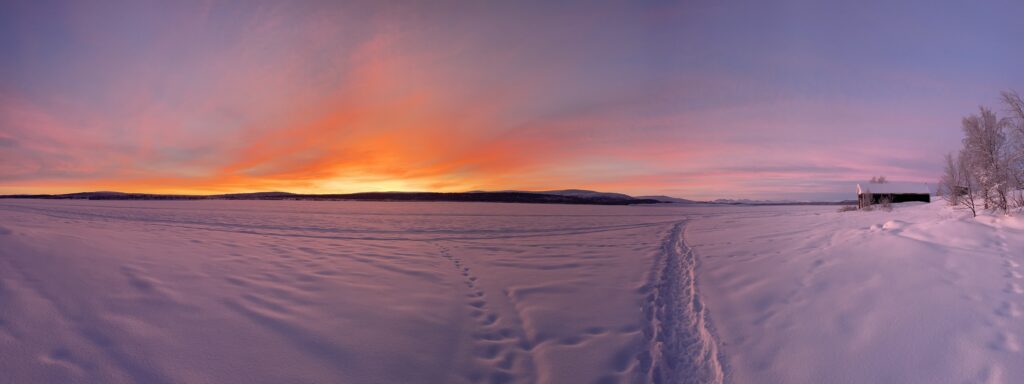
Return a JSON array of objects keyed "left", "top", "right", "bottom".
[{"left": 1, "top": 1, "right": 1022, "bottom": 200}]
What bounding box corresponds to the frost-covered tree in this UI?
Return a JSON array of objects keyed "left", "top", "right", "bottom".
[
  {"left": 940, "top": 152, "right": 962, "bottom": 206},
  {"left": 957, "top": 151, "right": 979, "bottom": 217},
  {"left": 961, "top": 107, "right": 1011, "bottom": 212},
  {"left": 1003, "top": 90, "right": 1024, "bottom": 141},
  {"left": 946, "top": 151, "right": 978, "bottom": 217},
  {"left": 1001, "top": 90, "right": 1024, "bottom": 208},
  {"left": 942, "top": 92, "right": 1024, "bottom": 215},
  {"left": 940, "top": 151, "right": 979, "bottom": 216}
]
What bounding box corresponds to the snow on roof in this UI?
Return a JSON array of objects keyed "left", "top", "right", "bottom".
[{"left": 857, "top": 182, "right": 930, "bottom": 195}]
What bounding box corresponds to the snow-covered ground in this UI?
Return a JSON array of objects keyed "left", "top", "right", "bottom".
[
  {"left": 1, "top": 199, "right": 1020, "bottom": 383},
  {"left": 689, "top": 202, "right": 1024, "bottom": 384},
  {"left": 0, "top": 199, "right": 721, "bottom": 384}
]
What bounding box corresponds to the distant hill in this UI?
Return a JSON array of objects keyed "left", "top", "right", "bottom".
[
  {"left": 322, "top": 192, "right": 657, "bottom": 205},
  {"left": 635, "top": 195, "right": 697, "bottom": 204},
  {"left": 0, "top": 191, "right": 660, "bottom": 206},
  {"left": 469, "top": 189, "right": 636, "bottom": 200},
  {"left": 535, "top": 189, "right": 634, "bottom": 200},
  {"left": 61, "top": 191, "right": 128, "bottom": 199},
  {"left": 214, "top": 192, "right": 297, "bottom": 199},
  {"left": 54, "top": 191, "right": 205, "bottom": 200}
]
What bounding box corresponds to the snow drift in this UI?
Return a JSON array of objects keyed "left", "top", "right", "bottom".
[{"left": 689, "top": 202, "right": 1024, "bottom": 384}]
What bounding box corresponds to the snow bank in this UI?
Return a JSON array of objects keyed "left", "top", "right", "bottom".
[{"left": 689, "top": 202, "right": 1024, "bottom": 384}]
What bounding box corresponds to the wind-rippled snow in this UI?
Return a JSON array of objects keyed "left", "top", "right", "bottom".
[
  {"left": 0, "top": 199, "right": 724, "bottom": 384},
  {"left": 7, "top": 199, "right": 1014, "bottom": 384}
]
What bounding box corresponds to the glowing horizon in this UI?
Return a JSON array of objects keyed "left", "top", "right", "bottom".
[{"left": 2, "top": 2, "right": 1022, "bottom": 201}]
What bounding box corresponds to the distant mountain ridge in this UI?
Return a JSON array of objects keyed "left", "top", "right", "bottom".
[
  {"left": 536, "top": 189, "right": 634, "bottom": 200},
  {"left": 0, "top": 190, "right": 662, "bottom": 206},
  {"left": 470, "top": 189, "right": 638, "bottom": 200}
]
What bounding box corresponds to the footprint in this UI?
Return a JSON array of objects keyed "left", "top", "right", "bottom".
[
  {"left": 991, "top": 332, "right": 1021, "bottom": 352},
  {"left": 480, "top": 313, "right": 499, "bottom": 326},
  {"left": 496, "top": 352, "right": 517, "bottom": 369},
  {"left": 476, "top": 331, "right": 511, "bottom": 342},
  {"left": 995, "top": 302, "right": 1021, "bottom": 318},
  {"left": 477, "top": 343, "right": 501, "bottom": 359},
  {"left": 120, "top": 266, "right": 159, "bottom": 293},
  {"left": 433, "top": 243, "right": 533, "bottom": 380},
  {"left": 1007, "top": 283, "right": 1024, "bottom": 295},
  {"left": 584, "top": 326, "right": 608, "bottom": 335},
  {"left": 39, "top": 347, "right": 83, "bottom": 373}
]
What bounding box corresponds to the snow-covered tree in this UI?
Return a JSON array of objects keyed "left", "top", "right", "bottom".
[
  {"left": 940, "top": 152, "right": 962, "bottom": 206},
  {"left": 940, "top": 151, "right": 978, "bottom": 216},
  {"left": 961, "top": 106, "right": 1011, "bottom": 212},
  {"left": 1001, "top": 90, "right": 1024, "bottom": 208},
  {"left": 1002, "top": 90, "right": 1024, "bottom": 142}
]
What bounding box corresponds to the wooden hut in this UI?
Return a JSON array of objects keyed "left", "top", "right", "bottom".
[{"left": 857, "top": 182, "right": 930, "bottom": 208}]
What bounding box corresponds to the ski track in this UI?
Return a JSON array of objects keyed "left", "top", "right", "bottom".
[
  {"left": 992, "top": 224, "right": 1022, "bottom": 356},
  {"left": 636, "top": 221, "right": 725, "bottom": 384},
  {"left": 0, "top": 199, "right": 730, "bottom": 384}
]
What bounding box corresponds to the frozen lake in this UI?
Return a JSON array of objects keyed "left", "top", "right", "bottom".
[
  {"left": 5, "top": 199, "right": 1018, "bottom": 383},
  {"left": 0, "top": 199, "right": 753, "bottom": 384}
]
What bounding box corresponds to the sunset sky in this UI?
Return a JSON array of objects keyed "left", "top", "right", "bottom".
[{"left": 2, "top": 1, "right": 1023, "bottom": 200}]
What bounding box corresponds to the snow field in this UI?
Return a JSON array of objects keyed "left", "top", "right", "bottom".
[
  {"left": 689, "top": 202, "right": 1024, "bottom": 384},
  {"left": 0, "top": 200, "right": 706, "bottom": 383}
]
